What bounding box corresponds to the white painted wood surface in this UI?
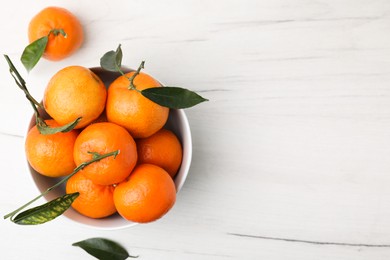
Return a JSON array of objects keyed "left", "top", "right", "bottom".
[{"left": 2, "top": 0, "right": 390, "bottom": 259}]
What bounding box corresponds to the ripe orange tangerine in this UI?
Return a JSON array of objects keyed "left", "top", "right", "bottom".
[
  {"left": 73, "top": 122, "right": 137, "bottom": 186},
  {"left": 43, "top": 65, "right": 107, "bottom": 129},
  {"left": 136, "top": 128, "right": 183, "bottom": 178},
  {"left": 25, "top": 119, "right": 78, "bottom": 177},
  {"left": 28, "top": 6, "right": 84, "bottom": 61},
  {"left": 106, "top": 71, "right": 169, "bottom": 138},
  {"left": 114, "top": 164, "right": 176, "bottom": 223},
  {"left": 66, "top": 171, "right": 116, "bottom": 219}
]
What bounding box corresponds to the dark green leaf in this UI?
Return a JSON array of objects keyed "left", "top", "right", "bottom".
[
  {"left": 20, "top": 36, "right": 48, "bottom": 72},
  {"left": 100, "top": 44, "right": 123, "bottom": 72},
  {"left": 36, "top": 117, "right": 81, "bottom": 135},
  {"left": 73, "top": 237, "right": 138, "bottom": 260},
  {"left": 13, "top": 192, "right": 79, "bottom": 225},
  {"left": 141, "top": 86, "right": 208, "bottom": 109}
]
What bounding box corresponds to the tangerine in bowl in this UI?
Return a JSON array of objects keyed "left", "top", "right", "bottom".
[{"left": 26, "top": 67, "right": 192, "bottom": 230}]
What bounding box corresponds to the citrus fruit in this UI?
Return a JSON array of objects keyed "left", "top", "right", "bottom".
[
  {"left": 43, "top": 66, "right": 107, "bottom": 129},
  {"left": 136, "top": 128, "right": 182, "bottom": 178},
  {"left": 28, "top": 6, "right": 84, "bottom": 61},
  {"left": 106, "top": 71, "right": 169, "bottom": 138},
  {"left": 73, "top": 122, "right": 137, "bottom": 185},
  {"left": 114, "top": 164, "right": 176, "bottom": 223},
  {"left": 25, "top": 119, "right": 78, "bottom": 177},
  {"left": 66, "top": 171, "right": 116, "bottom": 219}
]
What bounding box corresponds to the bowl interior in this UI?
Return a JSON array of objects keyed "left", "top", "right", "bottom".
[{"left": 26, "top": 67, "right": 192, "bottom": 230}]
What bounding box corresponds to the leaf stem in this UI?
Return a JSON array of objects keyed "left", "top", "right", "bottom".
[
  {"left": 4, "top": 150, "right": 119, "bottom": 221},
  {"left": 127, "top": 60, "right": 145, "bottom": 91},
  {"left": 49, "top": 28, "right": 67, "bottom": 37},
  {"left": 4, "top": 55, "right": 42, "bottom": 108}
]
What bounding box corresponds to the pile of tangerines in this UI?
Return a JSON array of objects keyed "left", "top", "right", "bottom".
[{"left": 23, "top": 7, "right": 185, "bottom": 223}]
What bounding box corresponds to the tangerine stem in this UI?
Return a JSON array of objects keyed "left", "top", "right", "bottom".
[
  {"left": 127, "top": 60, "right": 145, "bottom": 91},
  {"left": 4, "top": 150, "right": 119, "bottom": 221},
  {"left": 4, "top": 55, "right": 42, "bottom": 108},
  {"left": 49, "top": 28, "right": 67, "bottom": 38}
]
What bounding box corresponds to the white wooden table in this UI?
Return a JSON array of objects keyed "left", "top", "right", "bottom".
[{"left": 2, "top": 0, "right": 390, "bottom": 259}]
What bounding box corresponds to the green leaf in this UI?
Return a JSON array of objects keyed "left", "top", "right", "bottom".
[
  {"left": 100, "top": 44, "right": 123, "bottom": 72},
  {"left": 36, "top": 117, "right": 81, "bottom": 135},
  {"left": 20, "top": 36, "right": 48, "bottom": 72},
  {"left": 141, "top": 86, "right": 208, "bottom": 109},
  {"left": 73, "top": 237, "right": 138, "bottom": 260},
  {"left": 13, "top": 192, "right": 79, "bottom": 225}
]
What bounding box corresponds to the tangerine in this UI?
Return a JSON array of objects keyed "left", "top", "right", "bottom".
[
  {"left": 73, "top": 122, "right": 137, "bottom": 185},
  {"left": 25, "top": 119, "right": 78, "bottom": 177},
  {"left": 43, "top": 65, "right": 107, "bottom": 129},
  {"left": 66, "top": 171, "right": 116, "bottom": 219},
  {"left": 28, "top": 6, "right": 84, "bottom": 61},
  {"left": 106, "top": 71, "right": 169, "bottom": 138},
  {"left": 136, "top": 128, "right": 182, "bottom": 178},
  {"left": 114, "top": 164, "right": 176, "bottom": 223}
]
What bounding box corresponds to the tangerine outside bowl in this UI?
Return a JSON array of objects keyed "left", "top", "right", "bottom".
[{"left": 26, "top": 67, "right": 192, "bottom": 230}]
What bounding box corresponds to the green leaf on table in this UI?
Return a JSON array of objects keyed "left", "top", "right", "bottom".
[
  {"left": 20, "top": 36, "right": 48, "bottom": 72},
  {"left": 100, "top": 44, "right": 123, "bottom": 72},
  {"left": 13, "top": 192, "right": 79, "bottom": 225},
  {"left": 141, "top": 86, "right": 208, "bottom": 109},
  {"left": 36, "top": 117, "right": 82, "bottom": 135},
  {"left": 73, "top": 237, "right": 138, "bottom": 260}
]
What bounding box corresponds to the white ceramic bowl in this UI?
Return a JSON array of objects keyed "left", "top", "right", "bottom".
[{"left": 26, "top": 67, "right": 192, "bottom": 230}]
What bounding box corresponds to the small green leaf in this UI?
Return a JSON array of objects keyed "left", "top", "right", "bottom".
[
  {"left": 20, "top": 36, "right": 48, "bottom": 72},
  {"left": 100, "top": 44, "right": 123, "bottom": 72},
  {"left": 73, "top": 237, "right": 138, "bottom": 260},
  {"left": 13, "top": 192, "right": 79, "bottom": 225},
  {"left": 36, "top": 117, "right": 81, "bottom": 135},
  {"left": 141, "top": 86, "right": 208, "bottom": 109}
]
